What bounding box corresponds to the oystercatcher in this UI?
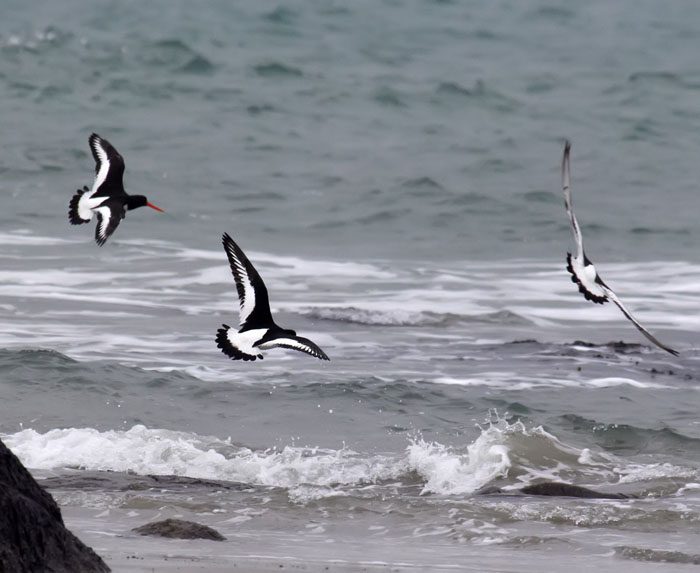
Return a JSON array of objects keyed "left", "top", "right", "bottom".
[
  {"left": 69, "top": 133, "right": 163, "bottom": 246},
  {"left": 216, "top": 233, "right": 330, "bottom": 362},
  {"left": 562, "top": 141, "right": 678, "bottom": 356}
]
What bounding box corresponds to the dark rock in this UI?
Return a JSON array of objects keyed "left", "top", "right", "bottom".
[
  {"left": 615, "top": 545, "right": 700, "bottom": 565},
  {"left": 40, "top": 470, "right": 249, "bottom": 493},
  {"left": 133, "top": 518, "right": 225, "bottom": 541},
  {"left": 475, "top": 481, "right": 634, "bottom": 499},
  {"left": 520, "top": 481, "right": 631, "bottom": 499},
  {"left": 606, "top": 341, "right": 643, "bottom": 352},
  {"left": 0, "top": 438, "right": 110, "bottom": 573}
]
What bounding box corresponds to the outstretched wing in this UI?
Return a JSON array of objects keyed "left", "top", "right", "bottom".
[
  {"left": 562, "top": 141, "right": 608, "bottom": 304},
  {"left": 601, "top": 285, "right": 679, "bottom": 356},
  {"left": 562, "top": 140, "right": 584, "bottom": 257},
  {"left": 262, "top": 335, "right": 330, "bottom": 361},
  {"left": 89, "top": 133, "right": 126, "bottom": 198},
  {"left": 94, "top": 200, "right": 126, "bottom": 246},
  {"left": 221, "top": 233, "right": 274, "bottom": 329}
]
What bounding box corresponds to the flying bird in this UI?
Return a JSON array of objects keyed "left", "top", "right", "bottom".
[
  {"left": 216, "top": 232, "right": 330, "bottom": 362},
  {"left": 562, "top": 140, "right": 678, "bottom": 356},
  {"left": 69, "top": 133, "right": 163, "bottom": 246}
]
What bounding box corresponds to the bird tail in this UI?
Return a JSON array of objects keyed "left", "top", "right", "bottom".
[
  {"left": 215, "top": 324, "right": 260, "bottom": 361},
  {"left": 566, "top": 252, "right": 607, "bottom": 304},
  {"left": 69, "top": 186, "right": 91, "bottom": 225}
]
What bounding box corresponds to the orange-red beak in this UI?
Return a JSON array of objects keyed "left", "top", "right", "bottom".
[{"left": 147, "top": 202, "right": 164, "bottom": 212}]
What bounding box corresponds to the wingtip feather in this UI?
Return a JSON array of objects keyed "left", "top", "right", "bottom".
[{"left": 88, "top": 133, "right": 102, "bottom": 150}]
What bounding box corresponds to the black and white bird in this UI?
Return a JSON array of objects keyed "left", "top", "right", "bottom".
[
  {"left": 69, "top": 133, "right": 163, "bottom": 246},
  {"left": 562, "top": 140, "right": 678, "bottom": 356},
  {"left": 216, "top": 233, "right": 330, "bottom": 362}
]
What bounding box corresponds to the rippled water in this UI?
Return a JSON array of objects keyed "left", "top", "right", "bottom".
[{"left": 3, "top": 1, "right": 700, "bottom": 571}]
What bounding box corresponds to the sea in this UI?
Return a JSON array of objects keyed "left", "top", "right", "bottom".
[{"left": 2, "top": 1, "right": 700, "bottom": 571}]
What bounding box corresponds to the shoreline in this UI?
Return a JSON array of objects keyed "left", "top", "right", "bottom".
[{"left": 60, "top": 503, "right": 697, "bottom": 573}]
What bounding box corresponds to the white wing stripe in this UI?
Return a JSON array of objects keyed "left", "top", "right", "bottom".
[
  {"left": 95, "top": 206, "right": 111, "bottom": 241},
  {"left": 91, "top": 138, "right": 111, "bottom": 195},
  {"left": 226, "top": 243, "right": 256, "bottom": 326},
  {"left": 562, "top": 144, "right": 584, "bottom": 257},
  {"left": 262, "top": 337, "right": 322, "bottom": 356}
]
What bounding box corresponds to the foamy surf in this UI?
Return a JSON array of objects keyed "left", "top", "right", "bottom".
[
  {"left": 0, "top": 232, "right": 695, "bottom": 380},
  {"left": 3, "top": 425, "right": 403, "bottom": 494},
  {"left": 4, "top": 417, "right": 695, "bottom": 501}
]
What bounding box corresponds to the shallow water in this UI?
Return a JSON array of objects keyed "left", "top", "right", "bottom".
[
  {"left": 2, "top": 0, "right": 700, "bottom": 570},
  {"left": 1, "top": 235, "right": 699, "bottom": 570}
]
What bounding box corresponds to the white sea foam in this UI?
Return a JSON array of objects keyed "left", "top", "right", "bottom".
[
  {"left": 301, "top": 306, "right": 445, "bottom": 326},
  {"left": 616, "top": 462, "right": 699, "bottom": 484},
  {"left": 406, "top": 416, "right": 637, "bottom": 495},
  {"left": 2, "top": 234, "right": 697, "bottom": 329},
  {"left": 406, "top": 437, "right": 510, "bottom": 495},
  {"left": 0, "top": 231, "right": 79, "bottom": 246},
  {"left": 2, "top": 425, "right": 402, "bottom": 495},
  {"left": 431, "top": 375, "right": 673, "bottom": 390},
  {"left": 0, "top": 231, "right": 698, "bottom": 380},
  {"left": 3, "top": 419, "right": 695, "bottom": 500},
  {"left": 2, "top": 422, "right": 515, "bottom": 496}
]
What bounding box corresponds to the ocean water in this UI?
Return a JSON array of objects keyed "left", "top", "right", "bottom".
[{"left": 2, "top": 1, "right": 700, "bottom": 571}]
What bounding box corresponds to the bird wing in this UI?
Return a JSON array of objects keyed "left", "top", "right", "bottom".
[
  {"left": 562, "top": 140, "right": 584, "bottom": 258},
  {"left": 562, "top": 141, "right": 608, "bottom": 303},
  {"left": 600, "top": 284, "right": 679, "bottom": 356},
  {"left": 221, "top": 233, "right": 274, "bottom": 329},
  {"left": 94, "top": 200, "right": 126, "bottom": 246},
  {"left": 89, "top": 133, "right": 126, "bottom": 198},
  {"left": 262, "top": 335, "right": 330, "bottom": 360}
]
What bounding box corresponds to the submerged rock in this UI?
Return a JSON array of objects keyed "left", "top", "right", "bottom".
[
  {"left": 40, "top": 471, "right": 248, "bottom": 493},
  {"left": 0, "top": 438, "right": 110, "bottom": 573},
  {"left": 133, "top": 518, "right": 225, "bottom": 541},
  {"left": 520, "top": 481, "right": 632, "bottom": 499},
  {"left": 476, "top": 481, "right": 633, "bottom": 499}
]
